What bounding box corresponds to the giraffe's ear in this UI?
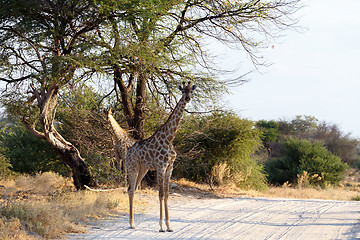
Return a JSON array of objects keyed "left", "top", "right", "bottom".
[
  {"left": 178, "top": 85, "right": 183, "bottom": 91},
  {"left": 192, "top": 85, "right": 197, "bottom": 90}
]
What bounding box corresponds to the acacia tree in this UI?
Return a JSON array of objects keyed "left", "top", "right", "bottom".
[
  {"left": 0, "top": 0, "right": 302, "bottom": 188},
  {"left": 91, "top": 0, "right": 302, "bottom": 140},
  {"left": 0, "top": 0, "right": 105, "bottom": 189}
]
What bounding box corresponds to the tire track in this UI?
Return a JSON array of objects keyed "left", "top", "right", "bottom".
[{"left": 67, "top": 197, "right": 360, "bottom": 240}]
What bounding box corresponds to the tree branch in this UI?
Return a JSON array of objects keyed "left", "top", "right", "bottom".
[
  {"left": 23, "top": 118, "right": 46, "bottom": 139},
  {"left": 161, "top": 0, "right": 193, "bottom": 48},
  {"left": 0, "top": 75, "right": 34, "bottom": 83},
  {"left": 10, "top": 28, "right": 47, "bottom": 71}
]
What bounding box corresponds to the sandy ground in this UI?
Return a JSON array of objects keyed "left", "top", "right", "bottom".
[{"left": 67, "top": 194, "right": 360, "bottom": 240}]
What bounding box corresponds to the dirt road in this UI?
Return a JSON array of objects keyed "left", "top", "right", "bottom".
[{"left": 67, "top": 195, "right": 360, "bottom": 239}]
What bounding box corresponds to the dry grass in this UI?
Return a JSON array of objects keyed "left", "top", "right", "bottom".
[
  {"left": 0, "top": 217, "right": 37, "bottom": 240},
  {"left": 171, "top": 169, "right": 360, "bottom": 201},
  {"left": 0, "top": 172, "right": 152, "bottom": 239},
  {"left": 259, "top": 169, "right": 360, "bottom": 201},
  {"left": 262, "top": 184, "right": 360, "bottom": 201}
]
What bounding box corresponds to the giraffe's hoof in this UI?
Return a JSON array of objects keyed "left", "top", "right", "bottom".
[
  {"left": 159, "top": 229, "right": 166, "bottom": 232},
  {"left": 167, "top": 229, "right": 174, "bottom": 232},
  {"left": 129, "top": 226, "right": 136, "bottom": 229}
]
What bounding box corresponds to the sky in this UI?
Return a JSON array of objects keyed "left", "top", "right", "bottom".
[{"left": 223, "top": 0, "right": 360, "bottom": 138}]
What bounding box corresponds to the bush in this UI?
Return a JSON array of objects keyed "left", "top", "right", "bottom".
[
  {"left": 174, "top": 112, "right": 267, "bottom": 190},
  {"left": 0, "top": 122, "right": 67, "bottom": 176},
  {"left": 352, "top": 195, "right": 360, "bottom": 201},
  {"left": 0, "top": 153, "right": 14, "bottom": 179},
  {"left": 265, "top": 138, "right": 347, "bottom": 186}
]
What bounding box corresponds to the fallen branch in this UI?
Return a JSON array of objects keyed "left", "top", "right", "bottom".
[{"left": 84, "top": 185, "right": 123, "bottom": 192}]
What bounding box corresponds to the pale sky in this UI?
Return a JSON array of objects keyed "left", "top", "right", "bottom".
[{"left": 224, "top": 0, "right": 360, "bottom": 138}]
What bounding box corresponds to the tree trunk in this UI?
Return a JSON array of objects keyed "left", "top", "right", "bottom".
[
  {"left": 57, "top": 144, "right": 92, "bottom": 190},
  {"left": 114, "top": 66, "right": 135, "bottom": 129},
  {"left": 26, "top": 83, "right": 93, "bottom": 190},
  {"left": 114, "top": 66, "right": 146, "bottom": 140},
  {"left": 25, "top": 124, "right": 93, "bottom": 190},
  {"left": 133, "top": 71, "right": 147, "bottom": 140}
]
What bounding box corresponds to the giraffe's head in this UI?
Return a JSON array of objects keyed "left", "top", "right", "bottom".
[{"left": 178, "top": 81, "right": 196, "bottom": 103}]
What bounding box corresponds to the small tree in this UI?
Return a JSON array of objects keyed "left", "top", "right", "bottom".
[
  {"left": 175, "top": 112, "right": 267, "bottom": 190},
  {"left": 256, "top": 120, "right": 279, "bottom": 157},
  {"left": 315, "top": 122, "right": 360, "bottom": 166},
  {"left": 277, "top": 115, "right": 318, "bottom": 139},
  {"left": 277, "top": 117, "right": 360, "bottom": 165},
  {"left": 265, "top": 138, "right": 347, "bottom": 186}
]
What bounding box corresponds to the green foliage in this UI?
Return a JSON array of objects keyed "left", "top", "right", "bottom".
[
  {"left": 277, "top": 115, "right": 318, "bottom": 139},
  {"left": 256, "top": 120, "right": 279, "bottom": 143},
  {"left": 316, "top": 123, "right": 360, "bottom": 166},
  {"left": 262, "top": 116, "right": 360, "bottom": 167},
  {"left": 0, "top": 152, "right": 13, "bottom": 179},
  {"left": 265, "top": 138, "right": 347, "bottom": 186},
  {"left": 0, "top": 122, "right": 67, "bottom": 175},
  {"left": 352, "top": 195, "right": 360, "bottom": 201},
  {"left": 174, "top": 112, "right": 267, "bottom": 190}
]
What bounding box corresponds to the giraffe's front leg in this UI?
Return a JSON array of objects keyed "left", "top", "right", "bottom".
[
  {"left": 157, "top": 170, "right": 166, "bottom": 232},
  {"left": 164, "top": 165, "right": 174, "bottom": 232}
]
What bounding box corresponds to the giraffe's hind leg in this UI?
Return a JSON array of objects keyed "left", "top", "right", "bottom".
[{"left": 135, "top": 166, "right": 148, "bottom": 190}]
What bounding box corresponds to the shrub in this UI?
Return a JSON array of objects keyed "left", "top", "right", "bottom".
[
  {"left": 265, "top": 138, "right": 347, "bottom": 186},
  {"left": 0, "top": 153, "right": 14, "bottom": 179},
  {"left": 352, "top": 195, "right": 360, "bottom": 201},
  {"left": 174, "top": 112, "right": 267, "bottom": 190},
  {"left": 0, "top": 123, "right": 67, "bottom": 176}
]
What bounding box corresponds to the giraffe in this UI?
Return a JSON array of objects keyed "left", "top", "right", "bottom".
[
  {"left": 107, "top": 110, "right": 137, "bottom": 182},
  {"left": 126, "top": 81, "right": 196, "bottom": 232}
]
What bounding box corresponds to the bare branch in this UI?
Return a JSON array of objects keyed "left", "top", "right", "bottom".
[
  {"left": 0, "top": 75, "right": 33, "bottom": 83},
  {"left": 10, "top": 28, "right": 47, "bottom": 71},
  {"left": 98, "top": 88, "right": 115, "bottom": 108}
]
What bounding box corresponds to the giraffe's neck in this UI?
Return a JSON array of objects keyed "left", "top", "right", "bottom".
[
  {"left": 155, "top": 96, "right": 187, "bottom": 144},
  {"left": 108, "top": 112, "right": 136, "bottom": 147}
]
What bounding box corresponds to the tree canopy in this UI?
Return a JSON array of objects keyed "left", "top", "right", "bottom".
[
  {"left": 0, "top": 0, "right": 302, "bottom": 188},
  {"left": 80, "top": 0, "right": 302, "bottom": 138}
]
